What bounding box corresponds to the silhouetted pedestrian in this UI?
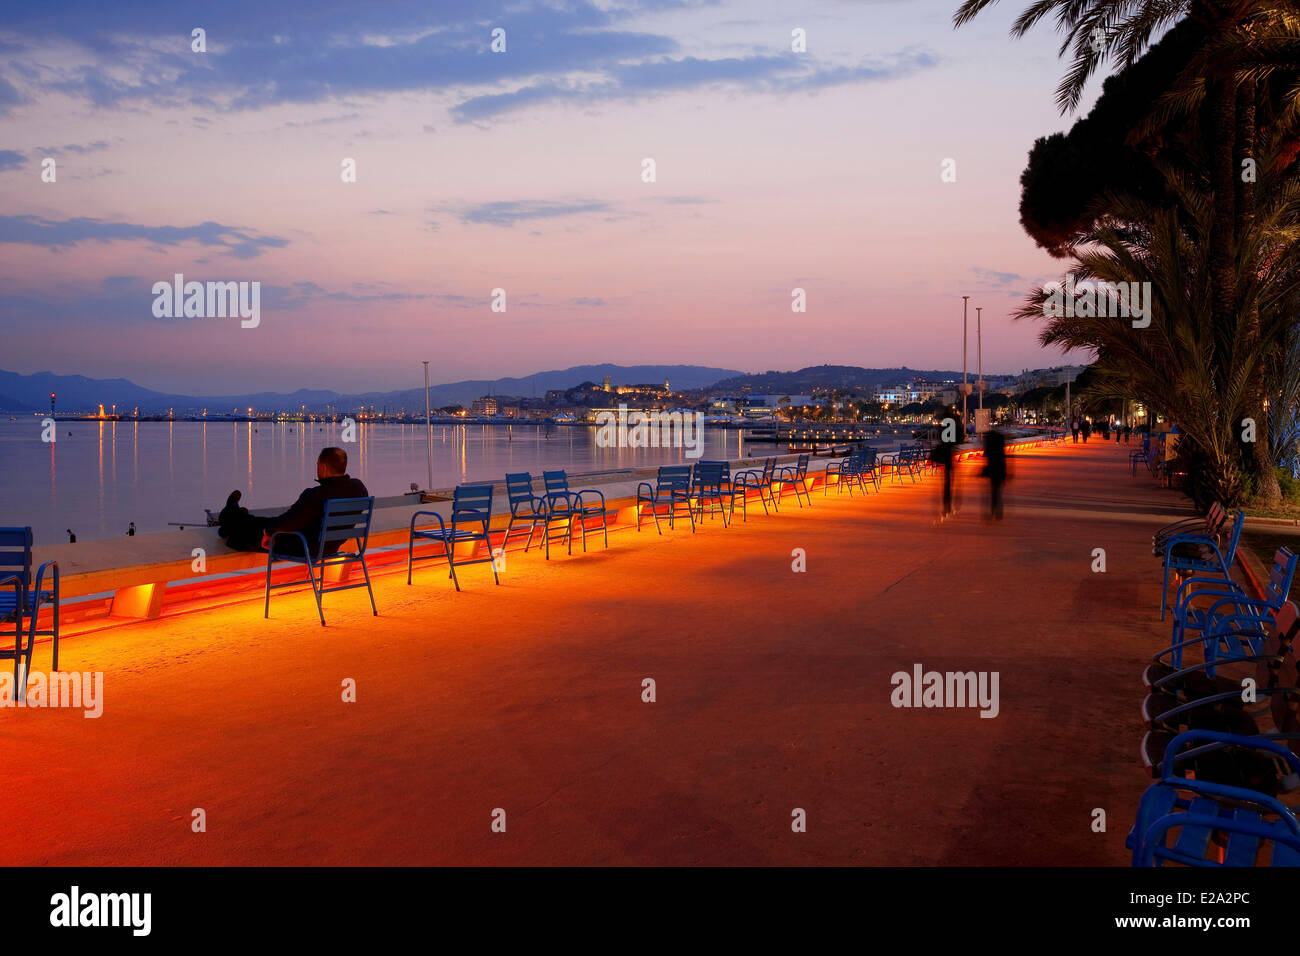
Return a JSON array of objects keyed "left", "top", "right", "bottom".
[
  {"left": 982, "top": 429, "right": 1007, "bottom": 520},
  {"left": 1071, "top": 417, "right": 1080, "bottom": 443},
  {"left": 930, "top": 413, "right": 961, "bottom": 518},
  {"left": 127, "top": 522, "right": 135, "bottom": 536}
]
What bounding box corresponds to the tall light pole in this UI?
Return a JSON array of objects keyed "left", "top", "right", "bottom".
[
  {"left": 976, "top": 306, "right": 984, "bottom": 413},
  {"left": 961, "top": 296, "right": 969, "bottom": 430},
  {"left": 423, "top": 361, "right": 433, "bottom": 493}
]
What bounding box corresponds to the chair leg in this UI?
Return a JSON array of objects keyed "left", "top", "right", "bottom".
[
  {"left": 306, "top": 561, "right": 325, "bottom": 626},
  {"left": 602, "top": 513, "right": 609, "bottom": 547},
  {"left": 525, "top": 520, "right": 537, "bottom": 552},
  {"left": 1160, "top": 562, "right": 1170, "bottom": 620},
  {"left": 264, "top": 554, "right": 274, "bottom": 617},
  {"left": 359, "top": 556, "right": 377, "bottom": 615},
  {"left": 407, "top": 534, "right": 415, "bottom": 585},
  {"left": 447, "top": 542, "right": 461, "bottom": 592}
]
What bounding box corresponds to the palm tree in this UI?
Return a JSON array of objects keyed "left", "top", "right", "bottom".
[
  {"left": 954, "top": 0, "right": 1300, "bottom": 499},
  {"left": 1016, "top": 146, "right": 1300, "bottom": 502}
]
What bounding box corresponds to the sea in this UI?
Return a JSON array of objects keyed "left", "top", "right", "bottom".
[{"left": 0, "top": 419, "right": 918, "bottom": 544}]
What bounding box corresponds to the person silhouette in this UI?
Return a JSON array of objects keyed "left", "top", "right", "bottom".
[{"left": 981, "top": 429, "right": 1008, "bottom": 520}]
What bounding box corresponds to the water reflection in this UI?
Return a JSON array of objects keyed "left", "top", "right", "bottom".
[{"left": 9, "top": 420, "right": 913, "bottom": 544}]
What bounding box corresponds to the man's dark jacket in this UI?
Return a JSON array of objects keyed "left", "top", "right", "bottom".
[{"left": 266, "top": 474, "right": 370, "bottom": 556}]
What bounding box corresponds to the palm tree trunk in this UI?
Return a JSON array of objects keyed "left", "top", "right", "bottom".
[{"left": 1236, "top": 78, "right": 1281, "bottom": 502}]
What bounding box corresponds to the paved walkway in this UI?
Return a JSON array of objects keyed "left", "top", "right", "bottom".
[{"left": 2, "top": 438, "right": 1218, "bottom": 864}]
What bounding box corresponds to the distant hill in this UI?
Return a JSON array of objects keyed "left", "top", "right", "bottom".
[
  {"left": 707, "top": 365, "right": 971, "bottom": 393},
  {"left": 0, "top": 365, "right": 743, "bottom": 414}
]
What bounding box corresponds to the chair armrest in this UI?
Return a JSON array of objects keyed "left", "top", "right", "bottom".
[
  {"left": 575, "top": 489, "right": 606, "bottom": 510},
  {"left": 267, "top": 530, "right": 312, "bottom": 560},
  {"left": 637, "top": 482, "right": 653, "bottom": 498},
  {"left": 33, "top": 561, "right": 59, "bottom": 603},
  {"left": 546, "top": 491, "right": 577, "bottom": 511},
  {"left": 1174, "top": 575, "right": 1240, "bottom": 608},
  {"left": 1161, "top": 732, "right": 1300, "bottom": 806},
  {"left": 0, "top": 573, "right": 22, "bottom": 589},
  {"left": 410, "top": 510, "right": 449, "bottom": 535}
]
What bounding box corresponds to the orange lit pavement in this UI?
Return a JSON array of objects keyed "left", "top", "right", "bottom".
[{"left": 3, "top": 439, "right": 1199, "bottom": 865}]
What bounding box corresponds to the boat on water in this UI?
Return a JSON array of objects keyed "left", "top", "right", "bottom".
[{"left": 787, "top": 444, "right": 852, "bottom": 457}]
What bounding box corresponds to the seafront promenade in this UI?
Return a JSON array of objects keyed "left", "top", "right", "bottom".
[{"left": 2, "top": 439, "right": 1271, "bottom": 865}]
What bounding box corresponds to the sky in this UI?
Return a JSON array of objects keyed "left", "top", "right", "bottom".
[{"left": 0, "top": 0, "right": 1105, "bottom": 394}]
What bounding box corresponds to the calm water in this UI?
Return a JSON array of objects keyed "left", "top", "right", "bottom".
[{"left": 0, "top": 420, "right": 916, "bottom": 544}]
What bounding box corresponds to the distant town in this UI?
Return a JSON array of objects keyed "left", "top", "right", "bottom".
[{"left": 20, "top": 364, "right": 1091, "bottom": 425}]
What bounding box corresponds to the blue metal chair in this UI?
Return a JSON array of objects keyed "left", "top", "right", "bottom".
[
  {"left": 543, "top": 470, "right": 609, "bottom": 554},
  {"left": 1128, "top": 731, "right": 1300, "bottom": 866},
  {"left": 735, "top": 457, "right": 780, "bottom": 516},
  {"left": 1166, "top": 548, "right": 1297, "bottom": 672},
  {"left": 691, "top": 460, "right": 742, "bottom": 527},
  {"left": 1146, "top": 601, "right": 1299, "bottom": 699},
  {"left": 774, "top": 454, "right": 813, "bottom": 508},
  {"left": 1130, "top": 433, "right": 1152, "bottom": 476},
  {"left": 0, "top": 527, "right": 59, "bottom": 683},
  {"left": 1153, "top": 502, "right": 1225, "bottom": 556},
  {"left": 409, "top": 484, "right": 501, "bottom": 590},
  {"left": 825, "top": 448, "right": 872, "bottom": 496},
  {"left": 1160, "top": 509, "right": 1245, "bottom": 620},
  {"left": 501, "top": 473, "right": 550, "bottom": 555},
  {"left": 1140, "top": 603, "right": 1300, "bottom": 783},
  {"left": 264, "top": 497, "right": 377, "bottom": 626},
  {"left": 637, "top": 465, "right": 695, "bottom": 534}
]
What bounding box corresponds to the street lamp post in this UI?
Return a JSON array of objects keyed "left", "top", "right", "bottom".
[
  {"left": 961, "top": 296, "right": 969, "bottom": 430},
  {"left": 423, "top": 361, "right": 434, "bottom": 493},
  {"left": 976, "top": 307, "right": 983, "bottom": 413}
]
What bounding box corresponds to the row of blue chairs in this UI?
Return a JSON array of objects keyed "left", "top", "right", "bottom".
[
  {"left": 636, "top": 455, "right": 813, "bottom": 534},
  {"left": 1129, "top": 506, "right": 1300, "bottom": 866}
]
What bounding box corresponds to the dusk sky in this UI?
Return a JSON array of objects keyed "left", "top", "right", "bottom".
[{"left": 0, "top": 0, "right": 1104, "bottom": 394}]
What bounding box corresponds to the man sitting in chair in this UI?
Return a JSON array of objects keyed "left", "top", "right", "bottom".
[{"left": 217, "top": 447, "right": 369, "bottom": 557}]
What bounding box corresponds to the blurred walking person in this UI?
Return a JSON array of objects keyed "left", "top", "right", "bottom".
[{"left": 981, "top": 428, "right": 1008, "bottom": 520}]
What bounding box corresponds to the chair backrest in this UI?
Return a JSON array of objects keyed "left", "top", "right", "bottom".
[
  {"left": 657, "top": 465, "right": 693, "bottom": 493},
  {"left": 762, "top": 457, "right": 777, "bottom": 482},
  {"left": 792, "top": 453, "right": 810, "bottom": 478},
  {"left": 505, "top": 472, "right": 536, "bottom": 509},
  {"left": 0, "top": 527, "right": 34, "bottom": 591},
  {"left": 0, "top": 528, "right": 33, "bottom": 587},
  {"left": 1206, "top": 501, "right": 1225, "bottom": 529},
  {"left": 452, "top": 484, "right": 494, "bottom": 534},
  {"left": 542, "top": 470, "right": 570, "bottom": 496},
  {"left": 318, "top": 497, "right": 374, "bottom": 559},
  {"left": 693, "top": 461, "right": 726, "bottom": 492},
  {"left": 1267, "top": 549, "right": 1298, "bottom": 609}
]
